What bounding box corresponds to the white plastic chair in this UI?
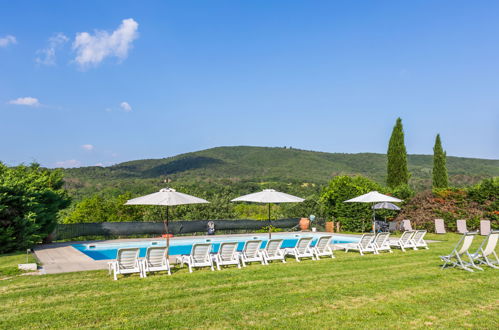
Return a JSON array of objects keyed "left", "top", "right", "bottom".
[
  {"left": 390, "top": 231, "right": 417, "bottom": 252},
  {"left": 110, "top": 248, "right": 142, "bottom": 280},
  {"left": 212, "top": 242, "right": 241, "bottom": 270},
  {"left": 312, "top": 235, "right": 334, "bottom": 259},
  {"left": 262, "top": 239, "right": 286, "bottom": 264},
  {"left": 141, "top": 247, "right": 171, "bottom": 277},
  {"left": 456, "top": 219, "right": 468, "bottom": 234},
  {"left": 401, "top": 219, "right": 413, "bottom": 231},
  {"left": 434, "top": 219, "right": 446, "bottom": 234},
  {"left": 480, "top": 220, "right": 491, "bottom": 236},
  {"left": 176, "top": 243, "right": 214, "bottom": 273},
  {"left": 373, "top": 232, "right": 392, "bottom": 253},
  {"left": 286, "top": 237, "right": 315, "bottom": 261},
  {"left": 440, "top": 232, "right": 480, "bottom": 272},
  {"left": 470, "top": 231, "right": 499, "bottom": 269},
  {"left": 412, "top": 230, "right": 429, "bottom": 250},
  {"left": 344, "top": 233, "right": 376, "bottom": 256},
  {"left": 238, "top": 240, "right": 265, "bottom": 267}
]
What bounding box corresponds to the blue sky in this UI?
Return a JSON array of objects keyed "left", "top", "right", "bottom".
[{"left": 1, "top": 0, "right": 498, "bottom": 167}]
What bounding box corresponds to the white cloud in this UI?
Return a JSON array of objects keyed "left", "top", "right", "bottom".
[
  {"left": 72, "top": 18, "right": 139, "bottom": 68},
  {"left": 55, "top": 159, "right": 81, "bottom": 168},
  {"left": 81, "top": 144, "right": 94, "bottom": 151},
  {"left": 120, "top": 101, "right": 132, "bottom": 112},
  {"left": 94, "top": 162, "right": 104, "bottom": 167},
  {"left": 0, "top": 35, "right": 17, "bottom": 47},
  {"left": 36, "top": 33, "right": 69, "bottom": 66},
  {"left": 8, "top": 97, "right": 40, "bottom": 107}
]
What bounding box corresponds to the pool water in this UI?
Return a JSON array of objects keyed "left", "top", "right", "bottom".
[{"left": 72, "top": 233, "right": 359, "bottom": 260}]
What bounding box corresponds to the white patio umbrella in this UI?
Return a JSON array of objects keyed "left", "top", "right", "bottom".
[
  {"left": 125, "top": 188, "right": 209, "bottom": 255},
  {"left": 372, "top": 202, "right": 401, "bottom": 211},
  {"left": 344, "top": 191, "right": 402, "bottom": 232},
  {"left": 231, "top": 189, "right": 305, "bottom": 239}
]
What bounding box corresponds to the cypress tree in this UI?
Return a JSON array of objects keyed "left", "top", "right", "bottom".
[
  {"left": 387, "top": 117, "right": 409, "bottom": 188},
  {"left": 432, "top": 134, "right": 448, "bottom": 188}
]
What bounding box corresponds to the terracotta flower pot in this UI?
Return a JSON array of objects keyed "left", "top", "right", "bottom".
[
  {"left": 325, "top": 221, "right": 334, "bottom": 233},
  {"left": 299, "top": 218, "right": 310, "bottom": 231}
]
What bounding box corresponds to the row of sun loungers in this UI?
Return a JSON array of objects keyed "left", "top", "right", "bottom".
[
  {"left": 111, "top": 236, "right": 335, "bottom": 280},
  {"left": 344, "top": 230, "right": 429, "bottom": 255},
  {"left": 393, "top": 219, "right": 492, "bottom": 235},
  {"left": 440, "top": 231, "right": 499, "bottom": 272}
]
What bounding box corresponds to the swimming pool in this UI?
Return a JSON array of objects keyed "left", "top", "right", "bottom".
[{"left": 72, "top": 233, "right": 359, "bottom": 260}]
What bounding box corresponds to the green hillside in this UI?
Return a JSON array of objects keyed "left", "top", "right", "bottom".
[{"left": 64, "top": 146, "right": 499, "bottom": 192}]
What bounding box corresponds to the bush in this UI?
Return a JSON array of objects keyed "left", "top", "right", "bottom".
[
  {"left": 0, "top": 163, "right": 70, "bottom": 253},
  {"left": 320, "top": 175, "right": 383, "bottom": 232}
]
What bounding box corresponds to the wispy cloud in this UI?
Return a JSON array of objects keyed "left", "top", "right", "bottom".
[
  {"left": 120, "top": 101, "right": 132, "bottom": 112},
  {"left": 36, "top": 33, "right": 69, "bottom": 66},
  {"left": 81, "top": 144, "right": 94, "bottom": 151},
  {"left": 0, "top": 35, "right": 17, "bottom": 47},
  {"left": 72, "top": 18, "right": 139, "bottom": 68},
  {"left": 55, "top": 159, "right": 81, "bottom": 168},
  {"left": 8, "top": 97, "right": 40, "bottom": 107}
]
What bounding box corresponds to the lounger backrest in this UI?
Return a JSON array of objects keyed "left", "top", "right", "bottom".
[
  {"left": 117, "top": 248, "right": 140, "bottom": 269},
  {"left": 374, "top": 232, "right": 389, "bottom": 246},
  {"left": 412, "top": 230, "right": 426, "bottom": 244},
  {"left": 402, "top": 220, "right": 413, "bottom": 231},
  {"left": 243, "top": 240, "right": 262, "bottom": 257},
  {"left": 480, "top": 220, "right": 491, "bottom": 236},
  {"left": 191, "top": 243, "right": 212, "bottom": 262},
  {"left": 359, "top": 234, "right": 374, "bottom": 249},
  {"left": 482, "top": 231, "right": 499, "bottom": 256},
  {"left": 296, "top": 237, "right": 313, "bottom": 253},
  {"left": 265, "top": 239, "right": 283, "bottom": 257},
  {"left": 457, "top": 233, "right": 475, "bottom": 255},
  {"left": 456, "top": 219, "right": 467, "bottom": 234},
  {"left": 315, "top": 236, "right": 332, "bottom": 252},
  {"left": 219, "top": 242, "right": 238, "bottom": 261},
  {"left": 434, "top": 219, "right": 446, "bottom": 234},
  {"left": 400, "top": 231, "right": 414, "bottom": 244},
  {"left": 146, "top": 247, "right": 167, "bottom": 267}
]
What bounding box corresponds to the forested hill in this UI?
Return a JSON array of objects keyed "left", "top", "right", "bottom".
[{"left": 63, "top": 146, "right": 499, "bottom": 191}]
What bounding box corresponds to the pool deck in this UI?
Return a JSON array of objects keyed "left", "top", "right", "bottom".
[{"left": 32, "top": 232, "right": 433, "bottom": 275}]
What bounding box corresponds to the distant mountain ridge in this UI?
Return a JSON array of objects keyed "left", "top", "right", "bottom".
[{"left": 64, "top": 146, "right": 499, "bottom": 189}]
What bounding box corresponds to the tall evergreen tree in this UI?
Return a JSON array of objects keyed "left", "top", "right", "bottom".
[
  {"left": 432, "top": 134, "right": 448, "bottom": 188},
  {"left": 387, "top": 117, "right": 409, "bottom": 188}
]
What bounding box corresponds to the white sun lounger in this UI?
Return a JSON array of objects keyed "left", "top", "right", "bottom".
[
  {"left": 262, "top": 239, "right": 286, "bottom": 264},
  {"left": 412, "top": 230, "right": 429, "bottom": 250},
  {"left": 470, "top": 230, "right": 499, "bottom": 269},
  {"left": 212, "top": 242, "right": 241, "bottom": 270},
  {"left": 238, "top": 240, "right": 265, "bottom": 267},
  {"left": 313, "top": 235, "right": 335, "bottom": 259},
  {"left": 373, "top": 232, "right": 392, "bottom": 253},
  {"left": 111, "top": 248, "right": 142, "bottom": 280},
  {"left": 390, "top": 231, "right": 417, "bottom": 252},
  {"left": 401, "top": 219, "right": 413, "bottom": 231},
  {"left": 344, "top": 233, "right": 376, "bottom": 255},
  {"left": 176, "top": 243, "right": 214, "bottom": 273},
  {"left": 456, "top": 219, "right": 468, "bottom": 234},
  {"left": 141, "top": 247, "right": 171, "bottom": 277},
  {"left": 440, "top": 232, "right": 480, "bottom": 272},
  {"left": 434, "top": 219, "right": 446, "bottom": 234},
  {"left": 286, "top": 237, "right": 316, "bottom": 261},
  {"left": 480, "top": 220, "right": 491, "bottom": 236}
]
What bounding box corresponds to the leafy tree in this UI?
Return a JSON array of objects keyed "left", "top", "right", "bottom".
[
  {"left": 320, "top": 175, "right": 383, "bottom": 231},
  {"left": 432, "top": 134, "right": 448, "bottom": 188},
  {"left": 0, "top": 163, "right": 70, "bottom": 253},
  {"left": 387, "top": 118, "right": 410, "bottom": 188}
]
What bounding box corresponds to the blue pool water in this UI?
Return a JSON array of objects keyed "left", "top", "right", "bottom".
[{"left": 72, "top": 233, "right": 359, "bottom": 260}]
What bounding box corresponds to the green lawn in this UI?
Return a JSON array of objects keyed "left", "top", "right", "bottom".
[{"left": 1, "top": 234, "right": 498, "bottom": 329}]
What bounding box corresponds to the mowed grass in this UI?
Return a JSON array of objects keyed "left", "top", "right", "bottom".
[{"left": 1, "top": 234, "right": 498, "bottom": 329}]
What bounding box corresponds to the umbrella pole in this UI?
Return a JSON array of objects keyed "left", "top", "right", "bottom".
[
  {"left": 372, "top": 205, "right": 376, "bottom": 233},
  {"left": 268, "top": 203, "right": 272, "bottom": 240},
  {"left": 166, "top": 205, "right": 170, "bottom": 258}
]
